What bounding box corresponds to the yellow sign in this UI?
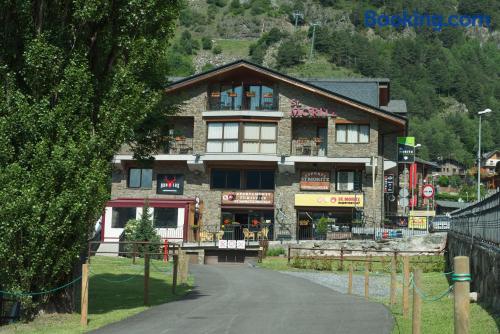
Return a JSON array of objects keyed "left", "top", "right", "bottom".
[
  {"left": 409, "top": 210, "right": 435, "bottom": 217},
  {"left": 294, "top": 194, "right": 363, "bottom": 207},
  {"left": 409, "top": 216, "right": 428, "bottom": 230}
]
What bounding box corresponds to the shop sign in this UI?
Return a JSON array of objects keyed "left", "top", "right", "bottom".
[
  {"left": 294, "top": 194, "right": 363, "bottom": 207},
  {"left": 397, "top": 137, "right": 415, "bottom": 163},
  {"left": 221, "top": 192, "right": 274, "bottom": 205},
  {"left": 384, "top": 174, "right": 394, "bottom": 193},
  {"left": 300, "top": 171, "right": 330, "bottom": 191},
  {"left": 157, "top": 174, "right": 184, "bottom": 195},
  {"left": 409, "top": 210, "right": 435, "bottom": 217},
  {"left": 290, "top": 99, "right": 337, "bottom": 118},
  {"left": 408, "top": 216, "right": 428, "bottom": 230},
  {"left": 218, "top": 240, "right": 245, "bottom": 249}
]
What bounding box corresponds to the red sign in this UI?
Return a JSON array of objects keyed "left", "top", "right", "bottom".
[
  {"left": 422, "top": 184, "right": 435, "bottom": 199},
  {"left": 409, "top": 163, "right": 417, "bottom": 189},
  {"left": 290, "top": 99, "right": 337, "bottom": 118}
]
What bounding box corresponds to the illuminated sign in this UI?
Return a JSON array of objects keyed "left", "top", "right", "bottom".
[
  {"left": 294, "top": 194, "right": 363, "bottom": 207},
  {"left": 157, "top": 174, "right": 184, "bottom": 195}
]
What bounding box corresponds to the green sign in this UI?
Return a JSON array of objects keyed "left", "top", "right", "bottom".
[{"left": 397, "top": 137, "right": 415, "bottom": 163}]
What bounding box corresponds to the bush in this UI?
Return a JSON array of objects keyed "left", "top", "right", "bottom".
[
  {"left": 202, "top": 63, "right": 215, "bottom": 71},
  {"left": 266, "top": 247, "right": 285, "bottom": 256},
  {"left": 276, "top": 38, "right": 305, "bottom": 68},
  {"left": 201, "top": 36, "right": 213, "bottom": 50},
  {"left": 212, "top": 45, "right": 222, "bottom": 54},
  {"left": 438, "top": 175, "right": 449, "bottom": 187}
]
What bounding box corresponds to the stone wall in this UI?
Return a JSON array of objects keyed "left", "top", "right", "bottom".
[{"left": 447, "top": 232, "right": 500, "bottom": 311}]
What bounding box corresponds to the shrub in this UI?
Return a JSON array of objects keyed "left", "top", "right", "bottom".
[
  {"left": 266, "top": 247, "right": 285, "bottom": 256},
  {"left": 201, "top": 36, "right": 213, "bottom": 50},
  {"left": 276, "top": 38, "right": 305, "bottom": 68},
  {"left": 124, "top": 202, "right": 161, "bottom": 257},
  {"left": 212, "top": 45, "right": 222, "bottom": 54}
]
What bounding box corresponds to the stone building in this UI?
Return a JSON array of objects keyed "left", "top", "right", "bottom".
[{"left": 101, "top": 60, "right": 407, "bottom": 242}]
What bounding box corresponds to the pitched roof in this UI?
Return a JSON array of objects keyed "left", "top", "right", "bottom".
[
  {"left": 482, "top": 150, "right": 499, "bottom": 159},
  {"left": 165, "top": 60, "right": 407, "bottom": 127}
]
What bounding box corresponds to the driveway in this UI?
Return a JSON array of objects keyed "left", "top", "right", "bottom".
[{"left": 92, "top": 264, "right": 393, "bottom": 334}]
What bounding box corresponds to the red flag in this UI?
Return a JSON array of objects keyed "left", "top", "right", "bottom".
[{"left": 409, "top": 163, "right": 417, "bottom": 189}]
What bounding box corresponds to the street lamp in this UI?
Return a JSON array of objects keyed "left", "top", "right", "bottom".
[{"left": 477, "top": 108, "right": 492, "bottom": 201}]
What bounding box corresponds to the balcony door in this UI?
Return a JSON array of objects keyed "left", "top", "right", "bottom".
[{"left": 318, "top": 127, "right": 327, "bottom": 157}]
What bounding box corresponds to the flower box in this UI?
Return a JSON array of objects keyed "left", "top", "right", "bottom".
[
  {"left": 211, "top": 92, "right": 220, "bottom": 97},
  {"left": 245, "top": 92, "right": 256, "bottom": 97}
]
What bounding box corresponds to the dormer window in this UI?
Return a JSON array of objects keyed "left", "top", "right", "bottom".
[{"left": 208, "top": 83, "right": 277, "bottom": 111}]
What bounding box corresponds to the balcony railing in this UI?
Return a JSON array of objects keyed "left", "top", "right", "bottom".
[
  {"left": 291, "top": 138, "right": 326, "bottom": 157},
  {"left": 162, "top": 138, "right": 194, "bottom": 155}
]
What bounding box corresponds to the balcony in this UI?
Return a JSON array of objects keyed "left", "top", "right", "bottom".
[
  {"left": 291, "top": 138, "right": 326, "bottom": 157},
  {"left": 207, "top": 84, "right": 278, "bottom": 111},
  {"left": 162, "top": 137, "right": 194, "bottom": 155}
]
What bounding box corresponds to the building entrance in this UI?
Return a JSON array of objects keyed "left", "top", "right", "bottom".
[{"left": 221, "top": 210, "right": 274, "bottom": 240}]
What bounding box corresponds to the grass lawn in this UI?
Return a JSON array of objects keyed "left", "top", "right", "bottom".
[
  {"left": 259, "top": 257, "right": 499, "bottom": 334},
  {"left": 1, "top": 256, "right": 193, "bottom": 334},
  {"left": 214, "top": 39, "right": 255, "bottom": 58}
]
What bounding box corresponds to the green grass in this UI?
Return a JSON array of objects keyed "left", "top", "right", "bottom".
[
  {"left": 214, "top": 39, "right": 255, "bottom": 58},
  {"left": 284, "top": 56, "right": 362, "bottom": 79},
  {"left": 1, "top": 256, "right": 193, "bottom": 334},
  {"left": 259, "top": 257, "right": 499, "bottom": 334}
]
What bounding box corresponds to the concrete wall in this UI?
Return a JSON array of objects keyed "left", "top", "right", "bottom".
[{"left": 447, "top": 232, "right": 500, "bottom": 311}]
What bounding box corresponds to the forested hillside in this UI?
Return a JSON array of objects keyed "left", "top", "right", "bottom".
[{"left": 169, "top": 0, "right": 500, "bottom": 165}]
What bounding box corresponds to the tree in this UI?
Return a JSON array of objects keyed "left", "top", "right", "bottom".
[
  {"left": 276, "top": 39, "right": 305, "bottom": 68},
  {"left": 124, "top": 202, "right": 161, "bottom": 256},
  {"left": 0, "top": 0, "right": 181, "bottom": 318},
  {"left": 201, "top": 36, "right": 213, "bottom": 50}
]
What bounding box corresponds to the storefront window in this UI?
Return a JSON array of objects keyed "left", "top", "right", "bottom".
[
  {"left": 111, "top": 207, "right": 136, "bottom": 228},
  {"left": 220, "top": 211, "right": 274, "bottom": 240},
  {"left": 297, "top": 211, "right": 352, "bottom": 240},
  {"left": 154, "top": 208, "right": 178, "bottom": 228}
]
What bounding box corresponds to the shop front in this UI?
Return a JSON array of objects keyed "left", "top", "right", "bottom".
[
  {"left": 294, "top": 193, "right": 364, "bottom": 240},
  {"left": 220, "top": 191, "right": 274, "bottom": 240}
]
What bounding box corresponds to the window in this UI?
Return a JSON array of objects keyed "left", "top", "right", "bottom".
[
  {"left": 154, "top": 208, "right": 178, "bottom": 228},
  {"left": 211, "top": 170, "right": 241, "bottom": 189},
  {"left": 207, "top": 122, "right": 239, "bottom": 152},
  {"left": 245, "top": 170, "right": 275, "bottom": 189},
  {"left": 242, "top": 123, "right": 277, "bottom": 154},
  {"left": 128, "top": 168, "right": 152, "bottom": 188},
  {"left": 336, "top": 124, "right": 370, "bottom": 143},
  {"left": 336, "top": 171, "right": 362, "bottom": 191},
  {"left": 208, "top": 84, "right": 276, "bottom": 111},
  {"left": 111, "top": 207, "right": 136, "bottom": 228}
]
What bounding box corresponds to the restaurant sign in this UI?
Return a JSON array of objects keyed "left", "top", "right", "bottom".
[
  {"left": 221, "top": 192, "right": 274, "bottom": 205},
  {"left": 157, "top": 174, "right": 184, "bottom": 195},
  {"left": 300, "top": 171, "right": 330, "bottom": 191},
  {"left": 295, "top": 194, "right": 363, "bottom": 207},
  {"left": 290, "top": 99, "right": 337, "bottom": 118}
]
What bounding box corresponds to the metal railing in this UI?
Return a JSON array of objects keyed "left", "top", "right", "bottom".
[
  {"left": 291, "top": 138, "right": 326, "bottom": 156},
  {"left": 162, "top": 138, "right": 194, "bottom": 154},
  {"left": 450, "top": 190, "right": 500, "bottom": 245}
]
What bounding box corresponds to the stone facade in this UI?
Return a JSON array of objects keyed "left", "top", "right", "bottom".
[{"left": 111, "top": 71, "right": 405, "bottom": 239}]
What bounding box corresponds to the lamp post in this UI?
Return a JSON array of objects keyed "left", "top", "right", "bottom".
[
  {"left": 410, "top": 144, "right": 421, "bottom": 231},
  {"left": 477, "top": 108, "right": 492, "bottom": 202}
]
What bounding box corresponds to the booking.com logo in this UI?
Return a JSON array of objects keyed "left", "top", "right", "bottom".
[{"left": 364, "top": 10, "right": 491, "bottom": 31}]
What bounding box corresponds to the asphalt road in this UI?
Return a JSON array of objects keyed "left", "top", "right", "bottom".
[{"left": 92, "top": 264, "right": 393, "bottom": 334}]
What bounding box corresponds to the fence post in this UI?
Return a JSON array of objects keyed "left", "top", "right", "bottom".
[
  {"left": 80, "top": 262, "right": 88, "bottom": 326},
  {"left": 454, "top": 256, "right": 470, "bottom": 334},
  {"left": 178, "top": 250, "right": 189, "bottom": 284},
  {"left": 364, "top": 259, "right": 369, "bottom": 298},
  {"left": 144, "top": 253, "right": 149, "bottom": 306},
  {"left": 403, "top": 256, "right": 410, "bottom": 319},
  {"left": 348, "top": 264, "right": 353, "bottom": 295},
  {"left": 412, "top": 268, "right": 422, "bottom": 334},
  {"left": 287, "top": 245, "right": 291, "bottom": 265},
  {"left": 133, "top": 243, "right": 137, "bottom": 265},
  {"left": 172, "top": 254, "right": 179, "bottom": 295},
  {"left": 368, "top": 254, "right": 373, "bottom": 272},
  {"left": 390, "top": 256, "right": 397, "bottom": 305},
  {"left": 340, "top": 248, "right": 344, "bottom": 271}
]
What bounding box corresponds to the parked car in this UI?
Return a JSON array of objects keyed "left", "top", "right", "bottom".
[{"left": 429, "top": 215, "right": 451, "bottom": 233}]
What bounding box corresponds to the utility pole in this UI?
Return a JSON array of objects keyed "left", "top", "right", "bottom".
[
  {"left": 292, "top": 11, "right": 303, "bottom": 29},
  {"left": 309, "top": 22, "right": 320, "bottom": 60},
  {"left": 477, "top": 108, "right": 493, "bottom": 201}
]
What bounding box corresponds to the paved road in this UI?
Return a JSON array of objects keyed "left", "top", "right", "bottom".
[{"left": 92, "top": 264, "right": 393, "bottom": 334}]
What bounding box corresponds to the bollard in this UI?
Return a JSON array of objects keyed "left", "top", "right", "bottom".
[
  {"left": 80, "top": 262, "right": 88, "bottom": 326},
  {"left": 172, "top": 254, "right": 179, "bottom": 295},
  {"left": 403, "top": 256, "right": 410, "bottom": 319},
  {"left": 453, "top": 256, "right": 470, "bottom": 334},
  {"left": 364, "top": 260, "right": 369, "bottom": 298},
  {"left": 390, "top": 256, "right": 397, "bottom": 305},
  {"left": 144, "top": 253, "right": 150, "bottom": 306},
  {"left": 287, "top": 245, "right": 291, "bottom": 265},
  {"left": 412, "top": 269, "right": 422, "bottom": 334},
  {"left": 348, "top": 264, "right": 353, "bottom": 295}
]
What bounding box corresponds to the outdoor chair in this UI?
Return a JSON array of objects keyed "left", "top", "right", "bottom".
[
  {"left": 256, "top": 227, "right": 269, "bottom": 240},
  {"left": 215, "top": 231, "right": 224, "bottom": 241},
  {"left": 243, "top": 228, "right": 255, "bottom": 241}
]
